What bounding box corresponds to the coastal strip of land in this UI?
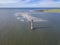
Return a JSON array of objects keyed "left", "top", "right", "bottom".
[
  {"left": 33, "top": 9, "right": 60, "bottom": 12},
  {"left": 44, "top": 9, "right": 60, "bottom": 12}
]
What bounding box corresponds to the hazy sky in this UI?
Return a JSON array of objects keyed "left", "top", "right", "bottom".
[{"left": 0, "top": 0, "right": 60, "bottom": 7}]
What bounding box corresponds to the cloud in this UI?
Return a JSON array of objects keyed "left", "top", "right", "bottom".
[
  {"left": 0, "top": 0, "right": 18, "bottom": 3},
  {"left": 27, "top": 1, "right": 60, "bottom": 7},
  {"left": 0, "top": 0, "right": 60, "bottom": 7}
]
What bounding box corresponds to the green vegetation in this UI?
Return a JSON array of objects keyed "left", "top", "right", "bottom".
[{"left": 44, "top": 9, "right": 60, "bottom": 12}]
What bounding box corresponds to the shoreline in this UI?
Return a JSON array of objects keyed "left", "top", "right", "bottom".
[{"left": 32, "top": 9, "right": 60, "bottom": 12}]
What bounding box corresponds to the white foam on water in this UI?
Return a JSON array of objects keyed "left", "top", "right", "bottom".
[
  {"left": 16, "top": 17, "right": 25, "bottom": 22},
  {"left": 15, "top": 12, "right": 48, "bottom": 22},
  {"left": 16, "top": 17, "right": 20, "bottom": 20},
  {"left": 20, "top": 19, "right": 24, "bottom": 21}
]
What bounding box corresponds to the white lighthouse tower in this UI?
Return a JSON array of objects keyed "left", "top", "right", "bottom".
[{"left": 30, "top": 19, "right": 34, "bottom": 30}]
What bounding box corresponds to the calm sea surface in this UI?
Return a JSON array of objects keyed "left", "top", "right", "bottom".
[{"left": 0, "top": 8, "right": 60, "bottom": 45}]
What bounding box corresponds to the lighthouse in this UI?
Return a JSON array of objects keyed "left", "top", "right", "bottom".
[{"left": 30, "top": 19, "right": 34, "bottom": 30}]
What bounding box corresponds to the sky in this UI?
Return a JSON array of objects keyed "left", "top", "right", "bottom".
[{"left": 0, "top": 0, "right": 60, "bottom": 7}]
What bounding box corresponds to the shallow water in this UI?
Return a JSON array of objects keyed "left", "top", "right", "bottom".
[{"left": 0, "top": 9, "right": 60, "bottom": 45}]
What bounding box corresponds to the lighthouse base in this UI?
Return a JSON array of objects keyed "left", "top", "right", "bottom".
[{"left": 31, "top": 27, "right": 34, "bottom": 30}]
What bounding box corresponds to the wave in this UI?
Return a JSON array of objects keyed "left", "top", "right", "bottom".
[{"left": 14, "top": 12, "right": 48, "bottom": 22}]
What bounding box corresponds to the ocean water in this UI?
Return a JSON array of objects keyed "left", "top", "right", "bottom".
[{"left": 0, "top": 8, "right": 60, "bottom": 45}]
